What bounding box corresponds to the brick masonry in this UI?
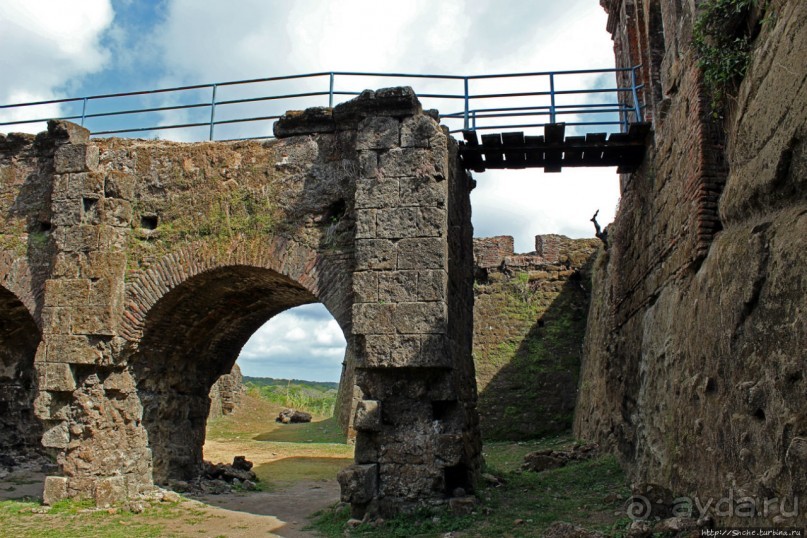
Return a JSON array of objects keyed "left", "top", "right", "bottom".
[
  {"left": 578, "top": 0, "right": 807, "bottom": 525},
  {"left": 0, "top": 87, "right": 481, "bottom": 517}
]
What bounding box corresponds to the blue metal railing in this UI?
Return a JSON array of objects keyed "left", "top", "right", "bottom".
[{"left": 0, "top": 67, "right": 644, "bottom": 142}]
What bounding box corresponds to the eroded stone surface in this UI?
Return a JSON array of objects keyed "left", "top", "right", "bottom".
[
  {"left": 577, "top": 0, "right": 807, "bottom": 526},
  {"left": 0, "top": 88, "right": 480, "bottom": 516}
]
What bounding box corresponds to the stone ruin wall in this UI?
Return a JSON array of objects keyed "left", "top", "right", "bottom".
[
  {"left": 204, "top": 232, "right": 602, "bottom": 441},
  {"left": 472, "top": 234, "right": 599, "bottom": 440},
  {"left": 577, "top": 0, "right": 807, "bottom": 526},
  {"left": 207, "top": 363, "right": 245, "bottom": 418},
  {"left": 0, "top": 88, "right": 481, "bottom": 517}
]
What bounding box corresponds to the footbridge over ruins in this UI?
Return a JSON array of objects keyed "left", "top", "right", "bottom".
[{"left": 0, "top": 72, "right": 651, "bottom": 517}]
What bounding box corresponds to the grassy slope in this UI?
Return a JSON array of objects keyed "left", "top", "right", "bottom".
[
  {"left": 0, "top": 383, "right": 633, "bottom": 537},
  {"left": 312, "top": 434, "right": 633, "bottom": 538}
]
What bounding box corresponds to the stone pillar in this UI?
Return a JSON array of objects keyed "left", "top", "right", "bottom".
[
  {"left": 34, "top": 121, "right": 150, "bottom": 506},
  {"left": 312, "top": 89, "right": 481, "bottom": 517}
]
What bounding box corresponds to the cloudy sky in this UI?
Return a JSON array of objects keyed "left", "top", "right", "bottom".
[{"left": 0, "top": 0, "right": 619, "bottom": 382}]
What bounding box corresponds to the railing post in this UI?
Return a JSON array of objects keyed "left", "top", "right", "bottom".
[
  {"left": 630, "top": 66, "right": 641, "bottom": 126},
  {"left": 80, "top": 98, "right": 88, "bottom": 127},
  {"left": 463, "top": 77, "right": 470, "bottom": 130},
  {"left": 209, "top": 84, "right": 218, "bottom": 141},
  {"left": 549, "top": 73, "right": 556, "bottom": 124},
  {"left": 329, "top": 72, "right": 335, "bottom": 108}
]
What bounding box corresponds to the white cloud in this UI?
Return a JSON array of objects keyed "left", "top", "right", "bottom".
[
  {"left": 1, "top": 1, "right": 623, "bottom": 377},
  {"left": 237, "top": 304, "right": 346, "bottom": 382},
  {"left": 143, "top": 1, "right": 621, "bottom": 247},
  {"left": 0, "top": 0, "right": 113, "bottom": 133}
]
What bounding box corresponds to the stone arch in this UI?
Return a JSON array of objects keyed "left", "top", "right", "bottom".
[
  {"left": 122, "top": 239, "right": 354, "bottom": 483},
  {"left": 0, "top": 253, "right": 44, "bottom": 467}
]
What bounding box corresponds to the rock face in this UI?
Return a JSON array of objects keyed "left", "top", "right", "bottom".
[
  {"left": 0, "top": 86, "right": 481, "bottom": 517},
  {"left": 276, "top": 408, "right": 312, "bottom": 424},
  {"left": 577, "top": 0, "right": 807, "bottom": 526},
  {"left": 473, "top": 234, "right": 599, "bottom": 439},
  {"left": 208, "top": 363, "right": 245, "bottom": 418}
]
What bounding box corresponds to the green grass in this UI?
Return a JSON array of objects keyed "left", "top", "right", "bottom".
[
  {"left": 252, "top": 415, "right": 346, "bottom": 444},
  {"left": 254, "top": 457, "right": 353, "bottom": 491},
  {"left": 245, "top": 379, "right": 338, "bottom": 416},
  {"left": 310, "top": 435, "right": 632, "bottom": 538},
  {"left": 0, "top": 499, "right": 181, "bottom": 538}
]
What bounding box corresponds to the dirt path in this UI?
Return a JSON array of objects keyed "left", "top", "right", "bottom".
[
  {"left": 192, "top": 478, "right": 340, "bottom": 537},
  {"left": 0, "top": 467, "right": 341, "bottom": 538}
]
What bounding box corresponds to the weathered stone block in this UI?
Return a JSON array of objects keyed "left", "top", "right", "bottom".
[
  {"left": 46, "top": 335, "right": 102, "bottom": 364},
  {"left": 41, "top": 307, "right": 72, "bottom": 335},
  {"left": 273, "top": 107, "right": 336, "bottom": 137},
  {"left": 333, "top": 87, "right": 422, "bottom": 124},
  {"left": 354, "top": 435, "right": 379, "bottom": 463},
  {"left": 399, "top": 176, "right": 446, "bottom": 206},
  {"left": 354, "top": 400, "right": 382, "bottom": 431},
  {"left": 104, "top": 170, "right": 135, "bottom": 200},
  {"left": 397, "top": 238, "right": 446, "bottom": 270},
  {"left": 435, "top": 434, "right": 463, "bottom": 466},
  {"left": 421, "top": 334, "right": 448, "bottom": 360},
  {"left": 358, "top": 334, "right": 417, "bottom": 367},
  {"left": 355, "top": 209, "right": 377, "bottom": 239},
  {"left": 54, "top": 144, "right": 99, "bottom": 174},
  {"left": 98, "top": 224, "right": 127, "bottom": 251},
  {"left": 34, "top": 391, "right": 70, "bottom": 421},
  {"left": 378, "top": 271, "right": 418, "bottom": 302},
  {"left": 357, "top": 116, "right": 400, "bottom": 150},
  {"left": 43, "top": 476, "right": 69, "bottom": 506},
  {"left": 359, "top": 151, "right": 378, "bottom": 177},
  {"left": 355, "top": 239, "right": 396, "bottom": 270},
  {"left": 89, "top": 276, "right": 122, "bottom": 307},
  {"left": 100, "top": 198, "right": 133, "bottom": 227},
  {"left": 40, "top": 363, "right": 76, "bottom": 392},
  {"left": 352, "top": 303, "right": 396, "bottom": 334},
  {"left": 394, "top": 302, "right": 446, "bottom": 334},
  {"left": 42, "top": 421, "right": 70, "bottom": 448},
  {"left": 71, "top": 305, "right": 115, "bottom": 336},
  {"left": 401, "top": 115, "right": 440, "bottom": 148},
  {"left": 376, "top": 208, "right": 418, "bottom": 239},
  {"left": 352, "top": 271, "right": 378, "bottom": 303},
  {"left": 43, "top": 279, "right": 91, "bottom": 307},
  {"left": 380, "top": 148, "right": 444, "bottom": 179},
  {"left": 48, "top": 120, "right": 90, "bottom": 144},
  {"left": 50, "top": 199, "right": 82, "bottom": 226},
  {"left": 417, "top": 207, "right": 445, "bottom": 237},
  {"left": 338, "top": 463, "right": 378, "bottom": 504},
  {"left": 356, "top": 178, "right": 399, "bottom": 208},
  {"left": 52, "top": 225, "right": 100, "bottom": 252},
  {"left": 418, "top": 270, "right": 447, "bottom": 301},
  {"left": 390, "top": 335, "right": 426, "bottom": 365},
  {"left": 357, "top": 334, "right": 450, "bottom": 368},
  {"left": 85, "top": 251, "right": 127, "bottom": 279},
  {"left": 95, "top": 476, "right": 126, "bottom": 508}
]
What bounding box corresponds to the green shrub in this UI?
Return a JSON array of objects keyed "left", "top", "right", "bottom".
[{"left": 693, "top": 0, "right": 760, "bottom": 114}]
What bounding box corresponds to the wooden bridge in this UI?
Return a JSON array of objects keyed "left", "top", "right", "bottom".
[{"left": 459, "top": 122, "right": 651, "bottom": 174}]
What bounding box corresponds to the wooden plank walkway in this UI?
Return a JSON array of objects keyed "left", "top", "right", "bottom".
[{"left": 459, "top": 122, "right": 651, "bottom": 173}]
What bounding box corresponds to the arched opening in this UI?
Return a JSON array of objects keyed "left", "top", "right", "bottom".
[
  {"left": 0, "top": 286, "right": 44, "bottom": 470},
  {"left": 131, "top": 265, "right": 350, "bottom": 486},
  {"left": 202, "top": 303, "right": 351, "bottom": 512}
]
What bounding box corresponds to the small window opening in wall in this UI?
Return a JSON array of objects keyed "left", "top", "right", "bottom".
[
  {"left": 37, "top": 221, "right": 51, "bottom": 232},
  {"left": 82, "top": 197, "right": 99, "bottom": 223},
  {"left": 82, "top": 197, "right": 98, "bottom": 213},
  {"left": 323, "top": 199, "right": 347, "bottom": 223},
  {"left": 432, "top": 400, "right": 458, "bottom": 422},
  {"left": 140, "top": 215, "right": 158, "bottom": 230},
  {"left": 444, "top": 463, "right": 473, "bottom": 495}
]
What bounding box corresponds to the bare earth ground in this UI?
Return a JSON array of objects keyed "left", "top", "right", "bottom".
[{"left": 0, "top": 394, "right": 353, "bottom": 537}]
